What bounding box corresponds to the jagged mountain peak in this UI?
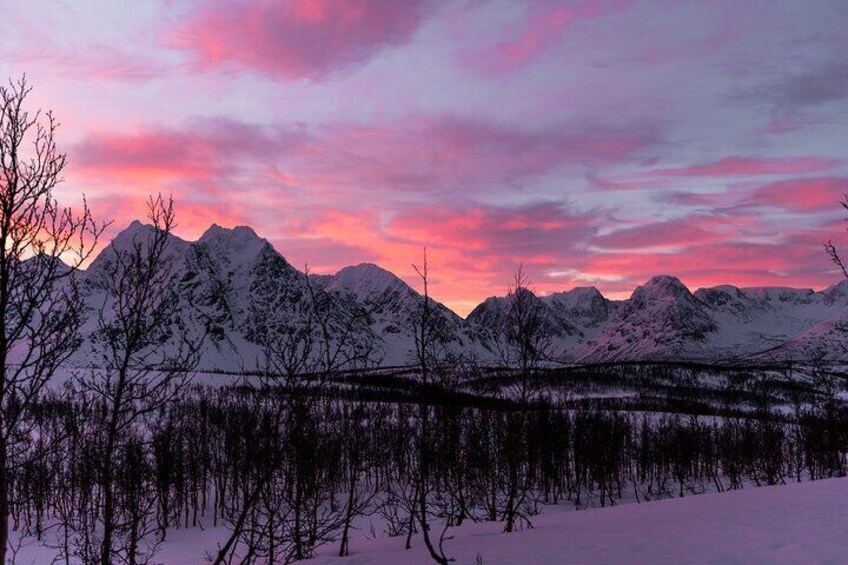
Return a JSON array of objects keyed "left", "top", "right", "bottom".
[
  {"left": 693, "top": 287, "right": 752, "bottom": 319},
  {"left": 115, "top": 219, "right": 159, "bottom": 240},
  {"left": 326, "top": 262, "right": 458, "bottom": 318},
  {"left": 631, "top": 275, "right": 694, "bottom": 302},
  {"left": 108, "top": 220, "right": 188, "bottom": 248},
  {"left": 694, "top": 285, "right": 744, "bottom": 302},
  {"left": 466, "top": 296, "right": 504, "bottom": 323},
  {"left": 822, "top": 278, "right": 848, "bottom": 304},
  {"left": 706, "top": 284, "right": 742, "bottom": 294},
  {"left": 576, "top": 275, "right": 717, "bottom": 362},
  {"left": 200, "top": 223, "right": 260, "bottom": 243},
  {"left": 330, "top": 263, "right": 408, "bottom": 293},
  {"left": 546, "top": 286, "right": 611, "bottom": 319},
  {"left": 476, "top": 295, "right": 503, "bottom": 309},
  {"left": 567, "top": 286, "right": 605, "bottom": 299},
  {"left": 467, "top": 287, "right": 546, "bottom": 318},
  {"left": 512, "top": 286, "right": 539, "bottom": 301},
  {"left": 547, "top": 286, "right": 605, "bottom": 306},
  {"left": 198, "top": 223, "right": 266, "bottom": 253},
  {"left": 196, "top": 223, "right": 271, "bottom": 269},
  {"left": 87, "top": 220, "right": 187, "bottom": 274},
  {"left": 825, "top": 278, "right": 848, "bottom": 293},
  {"left": 642, "top": 274, "right": 689, "bottom": 291}
]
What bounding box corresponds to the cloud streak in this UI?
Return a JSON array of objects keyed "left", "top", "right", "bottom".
[{"left": 645, "top": 157, "right": 840, "bottom": 178}]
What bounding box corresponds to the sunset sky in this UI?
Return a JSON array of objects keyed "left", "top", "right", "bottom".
[{"left": 3, "top": 0, "right": 847, "bottom": 315}]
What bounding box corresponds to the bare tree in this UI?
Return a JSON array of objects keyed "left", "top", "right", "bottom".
[
  {"left": 489, "top": 267, "right": 556, "bottom": 532},
  {"left": 495, "top": 265, "right": 554, "bottom": 405},
  {"left": 72, "top": 195, "right": 200, "bottom": 565},
  {"left": 825, "top": 194, "right": 848, "bottom": 278},
  {"left": 410, "top": 249, "right": 453, "bottom": 565},
  {"left": 823, "top": 192, "right": 848, "bottom": 360},
  {"left": 0, "top": 76, "right": 104, "bottom": 563},
  {"left": 210, "top": 266, "right": 380, "bottom": 564}
]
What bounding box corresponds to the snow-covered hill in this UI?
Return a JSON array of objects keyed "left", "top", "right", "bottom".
[{"left": 71, "top": 222, "right": 848, "bottom": 369}]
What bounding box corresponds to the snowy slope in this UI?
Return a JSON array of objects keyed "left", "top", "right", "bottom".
[
  {"left": 466, "top": 289, "right": 587, "bottom": 359},
  {"left": 577, "top": 277, "right": 848, "bottom": 362},
  {"left": 544, "top": 286, "right": 618, "bottom": 340},
  {"left": 11, "top": 477, "right": 846, "bottom": 564},
  {"left": 304, "top": 477, "right": 848, "bottom": 565},
  {"left": 576, "top": 276, "right": 717, "bottom": 362},
  {"left": 73, "top": 222, "right": 361, "bottom": 371}
]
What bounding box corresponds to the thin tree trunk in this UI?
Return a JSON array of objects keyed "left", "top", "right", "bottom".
[{"left": 0, "top": 440, "right": 8, "bottom": 565}]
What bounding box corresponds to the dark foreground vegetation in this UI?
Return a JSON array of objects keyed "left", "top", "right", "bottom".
[{"left": 6, "top": 366, "right": 847, "bottom": 565}]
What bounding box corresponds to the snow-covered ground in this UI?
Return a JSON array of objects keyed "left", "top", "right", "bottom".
[
  {"left": 305, "top": 478, "right": 847, "bottom": 565},
  {"left": 10, "top": 478, "right": 845, "bottom": 563}
]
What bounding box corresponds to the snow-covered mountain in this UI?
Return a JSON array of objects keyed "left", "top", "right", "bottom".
[
  {"left": 575, "top": 276, "right": 717, "bottom": 362},
  {"left": 469, "top": 274, "right": 848, "bottom": 363},
  {"left": 71, "top": 222, "right": 848, "bottom": 369},
  {"left": 466, "top": 288, "right": 596, "bottom": 358},
  {"left": 545, "top": 287, "right": 617, "bottom": 338},
  {"left": 72, "top": 222, "right": 478, "bottom": 371},
  {"left": 318, "top": 262, "right": 482, "bottom": 365},
  {"left": 571, "top": 277, "right": 848, "bottom": 362}
]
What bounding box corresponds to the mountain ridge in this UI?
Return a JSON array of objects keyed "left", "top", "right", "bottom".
[{"left": 69, "top": 222, "right": 848, "bottom": 368}]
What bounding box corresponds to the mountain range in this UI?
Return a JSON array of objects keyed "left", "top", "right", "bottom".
[{"left": 69, "top": 222, "right": 848, "bottom": 371}]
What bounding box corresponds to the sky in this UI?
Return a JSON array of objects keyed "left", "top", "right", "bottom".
[{"left": 2, "top": 0, "right": 848, "bottom": 316}]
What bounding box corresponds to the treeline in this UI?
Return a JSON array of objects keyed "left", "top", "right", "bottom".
[{"left": 6, "top": 382, "right": 847, "bottom": 564}]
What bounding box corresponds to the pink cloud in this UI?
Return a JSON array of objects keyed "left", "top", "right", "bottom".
[
  {"left": 66, "top": 120, "right": 311, "bottom": 245},
  {"left": 385, "top": 204, "right": 598, "bottom": 255},
  {"left": 71, "top": 119, "right": 310, "bottom": 185},
  {"left": 169, "top": 0, "right": 433, "bottom": 79},
  {"left": 70, "top": 115, "right": 657, "bottom": 204},
  {"left": 664, "top": 191, "right": 735, "bottom": 208},
  {"left": 307, "top": 117, "right": 658, "bottom": 192},
  {"left": 749, "top": 177, "right": 848, "bottom": 213},
  {"left": 588, "top": 173, "right": 666, "bottom": 192},
  {"left": 758, "top": 115, "right": 807, "bottom": 135}
]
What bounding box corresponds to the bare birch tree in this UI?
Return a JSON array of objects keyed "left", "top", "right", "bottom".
[
  {"left": 72, "top": 195, "right": 200, "bottom": 565},
  {"left": 411, "top": 249, "right": 453, "bottom": 565},
  {"left": 0, "top": 76, "right": 104, "bottom": 563},
  {"left": 495, "top": 265, "right": 554, "bottom": 405}
]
